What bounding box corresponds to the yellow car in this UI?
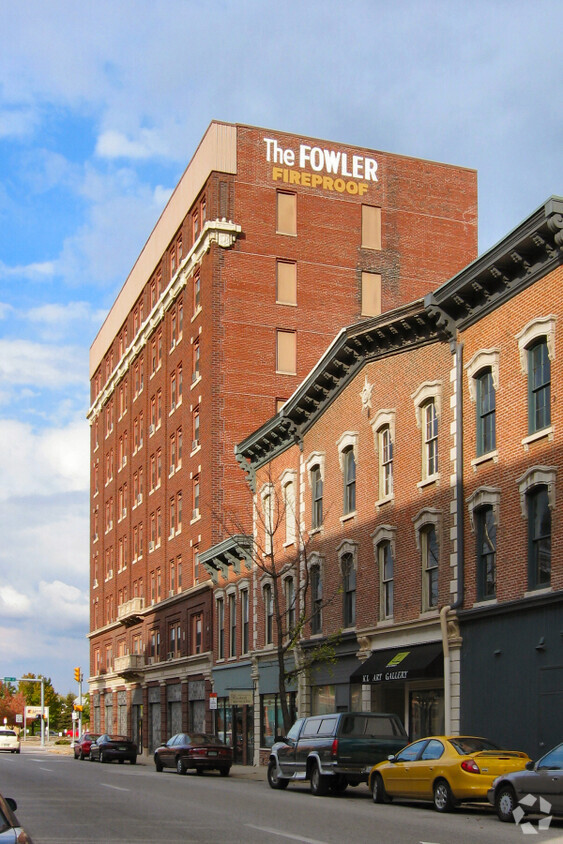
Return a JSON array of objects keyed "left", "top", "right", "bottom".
[{"left": 368, "top": 735, "right": 530, "bottom": 812}]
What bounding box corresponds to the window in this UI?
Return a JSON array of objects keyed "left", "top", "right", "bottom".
[
  {"left": 169, "top": 497, "right": 175, "bottom": 537},
  {"left": 310, "top": 565, "right": 322, "bottom": 635},
  {"left": 277, "top": 191, "right": 296, "bottom": 235},
  {"left": 282, "top": 475, "right": 296, "bottom": 545},
  {"left": 528, "top": 485, "right": 551, "bottom": 589},
  {"left": 423, "top": 401, "right": 438, "bottom": 478},
  {"left": 361, "top": 272, "right": 381, "bottom": 317},
  {"left": 262, "top": 487, "right": 273, "bottom": 555},
  {"left": 192, "top": 406, "right": 200, "bottom": 450},
  {"left": 343, "top": 447, "right": 356, "bottom": 515},
  {"left": 311, "top": 465, "right": 323, "bottom": 529},
  {"left": 475, "top": 505, "right": 496, "bottom": 600},
  {"left": 276, "top": 329, "right": 296, "bottom": 374},
  {"left": 276, "top": 260, "right": 297, "bottom": 305},
  {"left": 361, "top": 205, "right": 382, "bottom": 250},
  {"left": 341, "top": 552, "right": 356, "bottom": 628},
  {"left": 421, "top": 525, "right": 439, "bottom": 610},
  {"left": 192, "top": 337, "right": 200, "bottom": 382},
  {"left": 528, "top": 340, "right": 551, "bottom": 434},
  {"left": 284, "top": 577, "right": 295, "bottom": 633},
  {"left": 193, "top": 273, "right": 201, "bottom": 313},
  {"left": 379, "top": 540, "right": 394, "bottom": 619},
  {"left": 192, "top": 475, "right": 200, "bottom": 520},
  {"left": 229, "top": 593, "right": 236, "bottom": 658},
  {"left": 264, "top": 584, "right": 273, "bottom": 644},
  {"left": 191, "top": 612, "right": 203, "bottom": 654},
  {"left": 241, "top": 589, "right": 249, "bottom": 654},
  {"left": 516, "top": 317, "right": 555, "bottom": 439},
  {"left": 476, "top": 368, "right": 496, "bottom": 456},
  {"left": 378, "top": 424, "right": 393, "bottom": 500},
  {"left": 217, "top": 597, "right": 225, "bottom": 659}
]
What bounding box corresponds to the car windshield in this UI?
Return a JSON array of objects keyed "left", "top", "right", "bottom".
[
  {"left": 0, "top": 731, "right": 16, "bottom": 737},
  {"left": 450, "top": 737, "right": 500, "bottom": 755}
]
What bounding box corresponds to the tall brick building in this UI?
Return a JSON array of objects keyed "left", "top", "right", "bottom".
[{"left": 87, "top": 121, "right": 477, "bottom": 759}]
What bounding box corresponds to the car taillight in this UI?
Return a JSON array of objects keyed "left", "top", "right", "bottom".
[
  {"left": 461, "top": 759, "right": 480, "bottom": 774},
  {"left": 331, "top": 739, "right": 338, "bottom": 758}
]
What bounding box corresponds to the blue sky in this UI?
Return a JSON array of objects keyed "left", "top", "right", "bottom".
[{"left": 0, "top": 0, "right": 561, "bottom": 695}]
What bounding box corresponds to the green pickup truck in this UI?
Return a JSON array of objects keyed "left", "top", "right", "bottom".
[{"left": 268, "top": 711, "right": 408, "bottom": 796}]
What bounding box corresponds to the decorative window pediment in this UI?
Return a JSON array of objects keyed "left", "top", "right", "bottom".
[
  {"left": 412, "top": 382, "right": 442, "bottom": 428},
  {"left": 466, "top": 486, "right": 501, "bottom": 531},
  {"left": 516, "top": 316, "right": 556, "bottom": 374},
  {"left": 517, "top": 465, "right": 557, "bottom": 517},
  {"left": 465, "top": 349, "right": 500, "bottom": 402}
]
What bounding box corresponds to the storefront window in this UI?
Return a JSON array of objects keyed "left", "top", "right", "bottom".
[
  {"left": 311, "top": 685, "right": 335, "bottom": 714},
  {"left": 409, "top": 689, "right": 444, "bottom": 740},
  {"left": 260, "top": 693, "right": 296, "bottom": 747}
]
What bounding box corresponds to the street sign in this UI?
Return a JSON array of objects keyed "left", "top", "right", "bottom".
[{"left": 3, "top": 677, "right": 16, "bottom": 682}]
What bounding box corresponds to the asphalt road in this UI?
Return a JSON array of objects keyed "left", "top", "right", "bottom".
[{"left": 1, "top": 747, "right": 563, "bottom": 844}]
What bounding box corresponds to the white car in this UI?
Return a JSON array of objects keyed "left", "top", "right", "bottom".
[{"left": 0, "top": 729, "right": 20, "bottom": 753}]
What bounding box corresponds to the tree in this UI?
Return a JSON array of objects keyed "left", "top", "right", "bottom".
[
  {"left": 18, "top": 674, "right": 61, "bottom": 734},
  {"left": 0, "top": 682, "right": 26, "bottom": 727},
  {"left": 218, "top": 468, "right": 341, "bottom": 733}
]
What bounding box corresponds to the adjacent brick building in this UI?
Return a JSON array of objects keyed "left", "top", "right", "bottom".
[
  {"left": 87, "top": 121, "right": 477, "bottom": 759},
  {"left": 236, "top": 197, "right": 563, "bottom": 761}
]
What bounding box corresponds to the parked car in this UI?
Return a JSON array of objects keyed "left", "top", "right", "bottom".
[
  {"left": 369, "top": 735, "right": 530, "bottom": 812},
  {"left": 154, "top": 733, "right": 233, "bottom": 776},
  {"left": 0, "top": 792, "right": 34, "bottom": 843},
  {"left": 73, "top": 733, "right": 101, "bottom": 760},
  {"left": 0, "top": 729, "right": 20, "bottom": 754},
  {"left": 268, "top": 712, "right": 408, "bottom": 795},
  {"left": 488, "top": 742, "right": 563, "bottom": 822},
  {"left": 89, "top": 734, "right": 137, "bottom": 764}
]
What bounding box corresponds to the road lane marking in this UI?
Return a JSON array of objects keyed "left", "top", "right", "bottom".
[
  {"left": 246, "top": 825, "right": 328, "bottom": 844},
  {"left": 39, "top": 767, "right": 54, "bottom": 772},
  {"left": 101, "top": 783, "right": 130, "bottom": 792}
]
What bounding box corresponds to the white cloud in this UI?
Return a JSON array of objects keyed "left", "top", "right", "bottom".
[
  {"left": 0, "top": 260, "right": 56, "bottom": 281},
  {"left": 0, "top": 340, "right": 87, "bottom": 389},
  {"left": 95, "top": 128, "right": 167, "bottom": 160},
  {"left": 37, "top": 580, "right": 89, "bottom": 629},
  {"left": 0, "top": 418, "right": 89, "bottom": 500},
  {"left": 0, "top": 585, "right": 32, "bottom": 618}
]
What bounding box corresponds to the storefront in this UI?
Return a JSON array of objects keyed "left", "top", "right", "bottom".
[
  {"left": 212, "top": 662, "right": 254, "bottom": 764},
  {"left": 350, "top": 641, "right": 444, "bottom": 740}
]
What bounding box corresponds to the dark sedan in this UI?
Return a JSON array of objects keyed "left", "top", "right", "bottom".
[
  {"left": 89, "top": 734, "right": 137, "bottom": 765},
  {"left": 154, "top": 732, "right": 233, "bottom": 776},
  {"left": 488, "top": 742, "right": 563, "bottom": 822},
  {"left": 73, "top": 733, "right": 101, "bottom": 760}
]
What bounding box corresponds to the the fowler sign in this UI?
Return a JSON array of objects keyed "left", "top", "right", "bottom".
[{"left": 264, "top": 136, "right": 378, "bottom": 196}]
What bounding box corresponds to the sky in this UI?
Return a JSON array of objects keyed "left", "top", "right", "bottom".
[{"left": 0, "top": 0, "right": 561, "bottom": 696}]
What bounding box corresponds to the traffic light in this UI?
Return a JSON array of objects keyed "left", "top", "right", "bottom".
[{"left": 74, "top": 667, "right": 81, "bottom": 683}]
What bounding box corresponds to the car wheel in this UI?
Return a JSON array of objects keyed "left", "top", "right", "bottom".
[
  {"left": 267, "top": 760, "right": 289, "bottom": 790},
  {"left": 496, "top": 784, "right": 517, "bottom": 823},
  {"left": 155, "top": 757, "right": 163, "bottom": 772},
  {"left": 176, "top": 757, "right": 187, "bottom": 775},
  {"left": 118, "top": 758, "right": 124, "bottom": 764},
  {"left": 433, "top": 778, "right": 456, "bottom": 812},
  {"left": 310, "top": 762, "right": 330, "bottom": 796},
  {"left": 219, "top": 767, "right": 230, "bottom": 777},
  {"left": 99, "top": 751, "right": 105, "bottom": 764},
  {"left": 372, "top": 773, "right": 388, "bottom": 804},
  {"left": 79, "top": 751, "right": 85, "bottom": 761},
  {"left": 130, "top": 757, "right": 136, "bottom": 765},
  {"left": 329, "top": 775, "right": 348, "bottom": 794},
  {"left": 89, "top": 752, "right": 95, "bottom": 762},
  {"left": 196, "top": 767, "right": 204, "bottom": 775}
]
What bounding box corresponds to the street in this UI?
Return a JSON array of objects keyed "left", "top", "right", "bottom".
[{"left": 1, "top": 747, "right": 562, "bottom": 844}]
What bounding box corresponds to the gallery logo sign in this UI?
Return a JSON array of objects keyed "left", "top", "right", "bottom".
[{"left": 513, "top": 794, "right": 552, "bottom": 835}]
